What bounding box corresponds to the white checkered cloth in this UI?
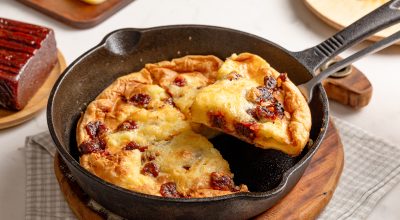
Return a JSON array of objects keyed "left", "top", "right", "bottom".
[
  {"left": 319, "top": 118, "right": 400, "bottom": 220},
  {"left": 25, "top": 132, "right": 75, "bottom": 220},
  {"left": 25, "top": 117, "right": 400, "bottom": 220}
]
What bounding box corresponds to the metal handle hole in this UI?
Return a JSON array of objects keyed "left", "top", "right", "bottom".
[{"left": 321, "top": 59, "right": 352, "bottom": 78}]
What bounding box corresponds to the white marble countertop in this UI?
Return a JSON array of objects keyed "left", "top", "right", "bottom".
[{"left": 1, "top": 0, "right": 399, "bottom": 219}]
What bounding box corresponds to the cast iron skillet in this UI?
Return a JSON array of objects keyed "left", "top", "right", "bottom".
[{"left": 48, "top": 1, "right": 400, "bottom": 219}]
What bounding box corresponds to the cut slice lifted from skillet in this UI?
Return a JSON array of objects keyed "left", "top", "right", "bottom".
[{"left": 191, "top": 53, "right": 312, "bottom": 156}]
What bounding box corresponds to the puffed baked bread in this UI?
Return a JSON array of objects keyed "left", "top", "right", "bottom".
[
  {"left": 77, "top": 53, "right": 312, "bottom": 198},
  {"left": 191, "top": 53, "right": 311, "bottom": 156},
  {"left": 77, "top": 56, "right": 247, "bottom": 198}
]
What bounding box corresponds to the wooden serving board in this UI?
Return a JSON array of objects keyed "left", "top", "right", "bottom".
[
  {"left": 0, "top": 51, "right": 66, "bottom": 129},
  {"left": 54, "top": 120, "right": 344, "bottom": 220},
  {"left": 321, "top": 57, "right": 373, "bottom": 109},
  {"left": 17, "top": 0, "right": 135, "bottom": 29},
  {"left": 304, "top": 0, "right": 400, "bottom": 43},
  {"left": 256, "top": 120, "right": 343, "bottom": 220}
]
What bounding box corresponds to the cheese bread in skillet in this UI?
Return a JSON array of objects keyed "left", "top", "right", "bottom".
[
  {"left": 191, "top": 53, "right": 312, "bottom": 156},
  {"left": 77, "top": 53, "right": 312, "bottom": 198},
  {"left": 77, "top": 55, "right": 248, "bottom": 198},
  {"left": 144, "top": 55, "right": 222, "bottom": 138}
]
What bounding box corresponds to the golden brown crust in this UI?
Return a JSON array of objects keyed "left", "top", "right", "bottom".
[
  {"left": 191, "top": 53, "right": 311, "bottom": 156},
  {"left": 145, "top": 55, "right": 222, "bottom": 117},
  {"left": 77, "top": 53, "right": 311, "bottom": 198},
  {"left": 77, "top": 55, "right": 248, "bottom": 198}
]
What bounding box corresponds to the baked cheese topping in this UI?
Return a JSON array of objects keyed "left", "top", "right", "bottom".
[
  {"left": 77, "top": 53, "right": 311, "bottom": 198},
  {"left": 77, "top": 55, "right": 247, "bottom": 198},
  {"left": 80, "top": 131, "right": 242, "bottom": 197},
  {"left": 191, "top": 53, "right": 311, "bottom": 156}
]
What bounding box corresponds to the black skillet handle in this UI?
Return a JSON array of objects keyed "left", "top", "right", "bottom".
[{"left": 293, "top": 0, "right": 400, "bottom": 74}]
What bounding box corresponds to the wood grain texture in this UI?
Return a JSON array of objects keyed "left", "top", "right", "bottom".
[
  {"left": 321, "top": 57, "right": 373, "bottom": 109},
  {"left": 323, "top": 70, "right": 373, "bottom": 109},
  {"left": 54, "top": 120, "right": 343, "bottom": 220},
  {"left": 256, "top": 121, "right": 344, "bottom": 220},
  {"left": 304, "top": 0, "right": 400, "bottom": 44},
  {"left": 0, "top": 51, "right": 66, "bottom": 129},
  {"left": 54, "top": 159, "right": 104, "bottom": 219},
  {"left": 17, "top": 0, "right": 134, "bottom": 29}
]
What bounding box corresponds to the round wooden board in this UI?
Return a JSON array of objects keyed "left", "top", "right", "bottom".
[
  {"left": 0, "top": 51, "right": 66, "bottom": 129},
  {"left": 304, "top": 0, "right": 400, "bottom": 44},
  {"left": 54, "top": 120, "right": 344, "bottom": 220}
]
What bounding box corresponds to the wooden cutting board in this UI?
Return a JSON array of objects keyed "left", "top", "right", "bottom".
[
  {"left": 304, "top": 0, "right": 400, "bottom": 43},
  {"left": 319, "top": 57, "right": 373, "bottom": 109},
  {"left": 54, "top": 120, "right": 344, "bottom": 220},
  {"left": 17, "top": 0, "right": 135, "bottom": 29},
  {"left": 256, "top": 120, "right": 343, "bottom": 220},
  {"left": 0, "top": 51, "right": 66, "bottom": 129}
]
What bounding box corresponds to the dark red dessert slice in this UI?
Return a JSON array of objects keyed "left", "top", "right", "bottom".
[{"left": 0, "top": 17, "right": 57, "bottom": 110}]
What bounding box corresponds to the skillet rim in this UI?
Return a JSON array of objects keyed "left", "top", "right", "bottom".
[{"left": 47, "top": 24, "right": 329, "bottom": 203}]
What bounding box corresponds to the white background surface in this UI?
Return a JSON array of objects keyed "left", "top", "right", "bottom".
[{"left": 1, "top": 0, "right": 400, "bottom": 219}]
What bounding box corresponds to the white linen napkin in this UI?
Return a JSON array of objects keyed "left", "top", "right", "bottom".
[
  {"left": 25, "top": 132, "right": 75, "bottom": 220},
  {"left": 24, "top": 117, "right": 400, "bottom": 220},
  {"left": 319, "top": 118, "right": 400, "bottom": 220}
]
